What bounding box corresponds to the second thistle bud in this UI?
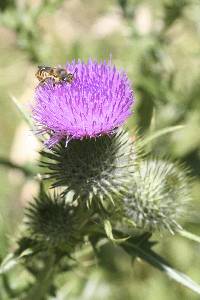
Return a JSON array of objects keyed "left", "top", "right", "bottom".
[
  {"left": 123, "top": 159, "right": 191, "bottom": 234},
  {"left": 25, "top": 191, "right": 88, "bottom": 250}
]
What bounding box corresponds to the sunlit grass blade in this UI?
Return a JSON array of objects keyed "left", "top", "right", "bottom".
[
  {"left": 142, "top": 125, "right": 185, "bottom": 146},
  {"left": 10, "top": 95, "right": 33, "bottom": 129},
  {"left": 178, "top": 229, "right": 200, "bottom": 244}
]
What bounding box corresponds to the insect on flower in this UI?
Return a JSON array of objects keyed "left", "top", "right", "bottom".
[
  {"left": 33, "top": 59, "right": 134, "bottom": 148},
  {"left": 35, "top": 65, "right": 75, "bottom": 85}
]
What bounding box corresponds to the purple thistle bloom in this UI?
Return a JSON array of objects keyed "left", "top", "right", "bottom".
[{"left": 32, "top": 59, "right": 134, "bottom": 147}]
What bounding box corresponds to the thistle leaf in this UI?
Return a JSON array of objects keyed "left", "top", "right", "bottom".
[
  {"left": 0, "top": 254, "right": 18, "bottom": 275},
  {"left": 0, "top": 249, "right": 33, "bottom": 275},
  {"left": 122, "top": 237, "right": 200, "bottom": 295}
]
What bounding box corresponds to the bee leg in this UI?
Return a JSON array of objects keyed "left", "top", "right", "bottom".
[
  {"left": 38, "top": 79, "right": 46, "bottom": 86},
  {"left": 54, "top": 78, "right": 61, "bottom": 86},
  {"left": 52, "top": 79, "right": 57, "bottom": 87}
]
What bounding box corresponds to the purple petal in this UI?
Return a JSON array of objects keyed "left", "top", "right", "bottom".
[{"left": 32, "top": 59, "right": 134, "bottom": 147}]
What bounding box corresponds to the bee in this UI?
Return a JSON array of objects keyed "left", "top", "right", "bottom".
[{"left": 35, "top": 65, "right": 74, "bottom": 85}]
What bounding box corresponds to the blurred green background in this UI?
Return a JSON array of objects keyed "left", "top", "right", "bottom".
[{"left": 0, "top": 0, "right": 200, "bottom": 299}]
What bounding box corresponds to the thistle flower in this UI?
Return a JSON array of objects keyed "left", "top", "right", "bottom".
[
  {"left": 41, "top": 130, "right": 136, "bottom": 207},
  {"left": 123, "top": 159, "right": 191, "bottom": 234},
  {"left": 32, "top": 59, "right": 133, "bottom": 148}
]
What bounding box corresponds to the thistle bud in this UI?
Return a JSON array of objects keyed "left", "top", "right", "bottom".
[
  {"left": 41, "top": 130, "right": 136, "bottom": 207},
  {"left": 123, "top": 159, "right": 191, "bottom": 234},
  {"left": 25, "top": 191, "right": 88, "bottom": 250}
]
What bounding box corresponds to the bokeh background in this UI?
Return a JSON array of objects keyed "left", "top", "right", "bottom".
[{"left": 0, "top": 0, "right": 200, "bottom": 299}]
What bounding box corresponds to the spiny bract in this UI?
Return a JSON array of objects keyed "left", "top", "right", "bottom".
[
  {"left": 41, "top": 130, "right": 136, "bottom": 207},
  {"left": 25, "top": 191, "right": 87, "bottom": 250}
]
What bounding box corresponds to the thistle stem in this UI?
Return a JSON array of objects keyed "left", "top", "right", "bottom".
[
  {"left": 22, "top": 252, "right": 58, "bottom": 300},
  {"left": 0, "top": 157, "right": 34, "bottom": 177}
]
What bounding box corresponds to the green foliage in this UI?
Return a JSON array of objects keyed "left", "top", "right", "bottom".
[
  {"left": 0, "top": 0, "right": 200, "bottom": 299},
  {"left": 0, "top": 0, "right": 15, "bottom": 12},
  {"left": 0, "top": 0, "right": 65, "bottom": 62},
  {"left": 1, "top": 130, "right": 198, "bottom": 298}
]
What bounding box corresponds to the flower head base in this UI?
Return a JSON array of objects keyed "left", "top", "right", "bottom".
[
  {"left": 33, "top": 59, "right": 133, "bottom": 147},
  {"left": 41, "top": 130, "right": 136, "bottom": 207}
]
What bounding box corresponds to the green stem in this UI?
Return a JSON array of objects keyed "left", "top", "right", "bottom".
[
  {"left": 22, "top": 253, "right": 58, "bottom": 300},
  {"left": 0, "top": 157, "right": 34, "bottom": 177}
]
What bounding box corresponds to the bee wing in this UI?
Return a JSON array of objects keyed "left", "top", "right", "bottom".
[
  {"left": 56, "top": 64, "right": 63, "bottom": 70},
  {"left": 38, "top": 65, "right": 52, "bottom": 71}
]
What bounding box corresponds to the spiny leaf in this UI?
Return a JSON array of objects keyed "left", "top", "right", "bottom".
[
  {"left": 0, "top": 249, "right": 33, "bottom": 275},
  {"left": 0, "top": 254, "right": 18, "bottom": 275},
  {"left": 122, "top": 237, "right": 200, "bottom": 295}
]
